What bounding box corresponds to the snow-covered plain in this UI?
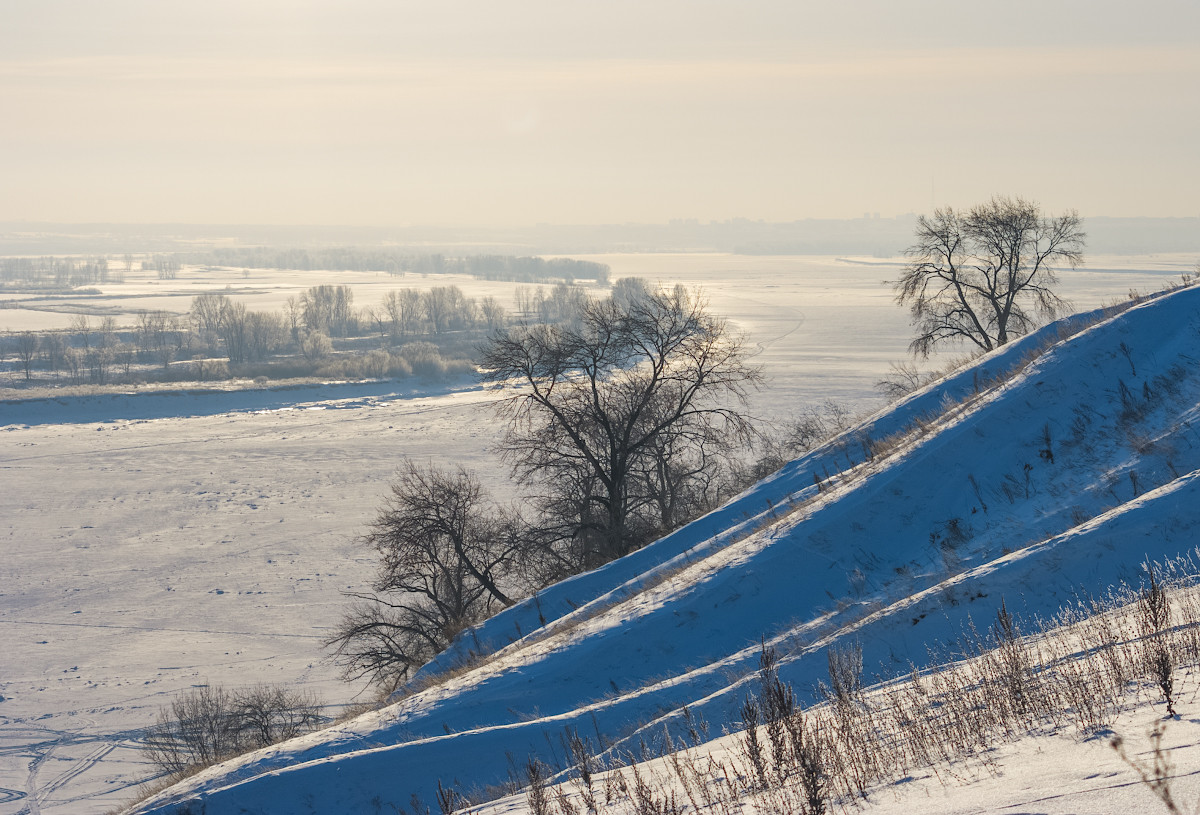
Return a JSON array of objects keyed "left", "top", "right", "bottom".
[{"left": 0, "top": 254, "right": 1194, "bottom": 814}]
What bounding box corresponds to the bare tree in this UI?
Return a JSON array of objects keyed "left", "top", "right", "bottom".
[
  {"left": 610, "top": 276, "right": 652, "bottom": 311},
  {"left": 219, "top": 302, "right": 250, "bottom": 364},
  {"left": 328, "top": 463, "right": 522, "bottom": 687},
  {"left": 283, "top": 295, "right": 304, "bottom": 342},
  {"left": 69, "top": 314, "right": 93, "bottom": 352},
  {"left": 96, "top": 317, "right": 118, "bottom": 350},
  {"left": 191, "top": 292, "right": 228, "bottom": 338},
  {"left": 423, "top": 286, "right": 454, "bottom": 334},
  {"left": 231, "top": 685, "right": 323, "bottom": 747},
  {"left": 875, "top": 360, "right": 928, "bottom": 400},
  {"left": 480, "top": 285, "right": 760, "bottom": 567},
  {"left": 137, "top": 309, "right": 180, "bottom": 369},
  {"left": 479, "top": 296, "right": 507, "bottom": 332},
  {"left": 15, "top": 332, "right": 38, "bottom": 380},
  {"left": 143, "top": 685, "right": 241, "bottom": 777},
  {"left": 40, "top": 332, "right": 66, "bottom": 376},
  {"left": 301, "top": 285, "right": 355, "bottom": 337},
  {"left": 246, "top": 311, "right": 286, "bottom": 361},
  {"left": 894, "top": 196, "right": 1085, "bottom": 356},
  {"left": 384, "top": 289, "right": 424, "bottom": 339},
  {"left": 364, "top": 304, "right": 388, "bottom": 341}
]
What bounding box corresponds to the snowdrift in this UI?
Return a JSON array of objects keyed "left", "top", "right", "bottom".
[{"left": 130, "top": 285, "right": 1200, "bottom": 814}]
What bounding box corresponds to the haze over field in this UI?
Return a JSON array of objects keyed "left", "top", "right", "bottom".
[{"left": 2, "top": 1, "right": 1198, "bottom": 227}]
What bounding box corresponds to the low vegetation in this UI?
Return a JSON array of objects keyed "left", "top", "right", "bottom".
[
  {"left": 142, "top": 684, "right": 323, "bottom": 781},
  {"left": 441, "top": 558, "right": 1200, "bottom": 815},
  {"left": 0, "top": 253, "right": 610, "bottom": 392}
]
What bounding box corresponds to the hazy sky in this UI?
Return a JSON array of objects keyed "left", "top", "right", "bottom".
[{"left": 2, "top": 1, "right": 1197, "bottom": 226}]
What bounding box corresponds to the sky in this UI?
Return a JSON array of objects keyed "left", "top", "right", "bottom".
[{"left": 2, "top": 0, "right": 1198, "bottom": 226}]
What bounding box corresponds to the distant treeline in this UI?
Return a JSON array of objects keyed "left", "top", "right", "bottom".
[
  {"left": 0, "top": 254, "right": 186, "bottom": 287},
  {"left": 1, "top": 256, "right": 122, "bottom": 287},
  {"left": 197, "top": 249, "right": 610, "bottom": 283}
]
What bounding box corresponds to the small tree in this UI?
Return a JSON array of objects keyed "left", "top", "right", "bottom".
[
  {"left": 298, "top": 330, "right": 332, "bottom": 362},
  {"left": 15, "top": 332, "right": 39, "bottom": 380},
  {"left": 328, "top": 463, "right": 521, "bottom": 688},
  {"left": 143, "top": 685, "right": 241, "bottom": 777},
  {"left": 894, "top": 196, "right": 1085, "bottom": 356}
]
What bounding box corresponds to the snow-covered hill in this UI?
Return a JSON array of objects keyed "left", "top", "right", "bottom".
[{"left": 129, "top": 283, "right": 1200, "bottom": 814}]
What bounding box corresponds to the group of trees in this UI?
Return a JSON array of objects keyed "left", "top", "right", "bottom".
[
  {"left": 8, "top": 280, "right": 590, "bottom": 385},
  {"left": 0, "top": 254, "right": 187, "bottom": 288},
  {"left": 0, "top": 256, "right": 123, "bottom": 288},
  {"left": 331, "top": 196, "right": 1091, "bottom": 692},
  {"left": 8, "top": 311, "right": 192, "bottom": 385},
  {"left": 330, "top": 283, "right": 763, "bottom": 688}
]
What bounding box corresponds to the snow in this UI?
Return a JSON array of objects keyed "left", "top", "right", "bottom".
[
  {"left": 121, "top": 281, "right": 1200, "bottom": 814},
  {"left": 1, "top": 253, "right": 1194, "bottom": 814},
  {"left": 469, "top": 683, "right": 1200, "bottom": 815}
]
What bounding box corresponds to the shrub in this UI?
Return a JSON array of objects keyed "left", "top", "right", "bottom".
[{"left": 143, "top": 684, "right": 323, "bottom": 779}]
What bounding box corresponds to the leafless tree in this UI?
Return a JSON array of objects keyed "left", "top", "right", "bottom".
[
  {"left": 480, "top": 285, "right": 760, "bottom": 567},
  {"left": 283, "top": 295, "right": 303, "bottom": 342},
  {"left": 219, "top": 302, "right": 250, "bottom": 364},
  {"left": 40, "top": 332, "right": 66, "bottom": 376},
  {"left": 153, "top": 255, "right": 180, "bottom": 280},
  {"left": 513, "top": 285, "right": 534, "bottom": 322},
  {"left": 114, "top": 343, "right": 136, "bottom": 377},
  {"left": 246, "top": 311, "right": 286, "bottom": 361},
  {"left": 423, "top": 286, "right": 455, "bottom": 334},
  {"left": 894, "top": 196, "right": 1085, "bottom": 356},
  {"left": 479, "top": 295, "right": 507, "bottom": 332},
  {"left": 875, "top": 360, "right": 928, "bottom": 400},
  {"left": 384, "top": 289, "right": 424, "bottom": 339},
  {"left": 69, "top": 314, "right": 93, "bottom": 352},
  {"left": 191, "top": 292, "right": 228, "bottom": 338},
  {"left": 301, "top": 285, "right": 355, "bottom": 337},
  {"left": 96, "top": 317, "right": 118, "bottom": 350},
  {"left": 610, "top": 276, "right": 652, "bottom": 311},
  {"left": 15, "top": 332, "right": 38, "bottom": 380},
  {"left": 328, "top": 463, "right": 522, "bottom": 687},
  {"left": 143, "top": 685, "right": 241, "bottom": 777},
  {"left": 137, "top": 309, "right": 180, "bottom": 369},
  {"left": 364, "top": 304, "right": 389, "bottom": 341}
]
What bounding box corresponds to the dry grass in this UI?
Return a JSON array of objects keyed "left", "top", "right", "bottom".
[{"left": 450, "top": 558, "right": 1200, "bottom": 815}]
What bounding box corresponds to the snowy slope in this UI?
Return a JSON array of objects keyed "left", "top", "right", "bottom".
[{"left": 129, "top": 284, "right": 1200, "bottom": 814}]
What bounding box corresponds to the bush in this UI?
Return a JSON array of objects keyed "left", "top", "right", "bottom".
[
  {"left": 396, "top": 341, "right": 445, "bottom": 378},
  {"left": 143, "top": 684, "right": 323, "bottom": 779}
]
